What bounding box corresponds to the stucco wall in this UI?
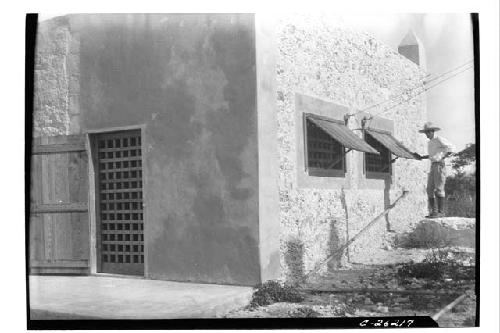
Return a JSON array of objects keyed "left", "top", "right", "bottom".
[
  {"left": 34, "top": 14, "right": 261, "bottom": 285},
  {"left": 255, "top": 14, "right": 282, "bottom": 282},
  {"left": 274, "top": 14, "right": 428, "bottom": 282}
]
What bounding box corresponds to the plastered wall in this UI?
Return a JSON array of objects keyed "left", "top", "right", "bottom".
[{"left": 34, "top": 14, "right": 262, "bottom": 286}]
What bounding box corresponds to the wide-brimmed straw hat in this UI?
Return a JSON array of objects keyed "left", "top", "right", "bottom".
[{"left": 419, "top": 122, "right": 441, "bottom": 133}]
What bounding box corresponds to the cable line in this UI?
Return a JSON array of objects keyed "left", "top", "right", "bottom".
[
  {"left": 423, "top": 60, "right": 473, "bottom": 85},
  {"left": 350, "top": 60, "right": 474, "bottom": 117},
  {"left": 368, "top": 64, "right": 473, "bottom": 119}
]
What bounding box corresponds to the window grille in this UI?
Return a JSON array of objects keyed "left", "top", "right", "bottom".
[
  {"left": 364, "top": 132, "right": 391, "bottom": 174},
  {"left": 305, "top": 118, "right": 346, "bottom": 176}
]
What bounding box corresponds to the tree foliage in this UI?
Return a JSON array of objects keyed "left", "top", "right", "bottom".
[
  {"left": 446, "top": 173, "right": 476, "bottom": 197},
  {"left": 446, "top": 143, "right": 476, "bottom": 196},
  {"left": 452, "top": 143, "right": 476, "bottom": 173},
  {"left": 445, "top": 143, "right": 476, "bottom": 217}
]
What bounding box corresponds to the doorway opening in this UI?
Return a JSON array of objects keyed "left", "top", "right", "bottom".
[{"left": 94, "top": 130, "right": 144, "bottom": 275}]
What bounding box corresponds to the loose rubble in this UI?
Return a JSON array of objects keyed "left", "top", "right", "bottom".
[{"left": 226, "top": 257, "right": 476, "bottom": 327}]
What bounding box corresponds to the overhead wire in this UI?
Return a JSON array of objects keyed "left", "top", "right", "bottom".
[
  {"left": 367, "top": 63, "right": 473, "bottom": 121},
  {"left": 350, "top": 60, "right": 474, "bottom": 117},
  {"left": 423, "top": 60, "right": 472, "bottom": 86},
  {"left": 423, "top": 64, "right": 473, "bottom": 91},
  {"left": 362, "top": 64, "right": 473, "bottom": 130}
]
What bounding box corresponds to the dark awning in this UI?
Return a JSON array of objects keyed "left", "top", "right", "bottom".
[
  {"left": 307, "top": 116, "right": 379, "bottom": 154},
  {"left": 365, "top": 128, "right": 416, "bottom": 159}
]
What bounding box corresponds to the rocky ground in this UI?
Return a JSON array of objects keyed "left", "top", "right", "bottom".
[
  {"left": 227, "top": 218, "right": 477, "bottom": 327},
  {"left": 226, "top": 259, "right": 476, "bottom": 328}
]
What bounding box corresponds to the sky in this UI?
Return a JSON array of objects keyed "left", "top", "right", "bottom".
[
  {"left": 337, "top": 14, "right": 476, "bottom": 151},
  {"left": 39, "top": 13, "right": 476, "bottom": 151}
]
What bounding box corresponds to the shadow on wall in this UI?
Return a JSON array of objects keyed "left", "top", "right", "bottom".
[
  {"left": 327, "top": 219, "right": 342, "bottom": 271},
  {"left": 339, "top": 188, "right": 350, "bottom": 263},
  {"left": 284, "top": 218, "right": 343, "bottom": 285},
  {"left": 284, "top": 237, "right": 304, "bottom": 285},
  {"left": 384, "top": 177, "right": 392, "bottom": 231}
]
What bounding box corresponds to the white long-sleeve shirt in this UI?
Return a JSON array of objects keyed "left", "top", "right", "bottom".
[{"left": 428, "top": 135, "right": 455, "bottom": 162}]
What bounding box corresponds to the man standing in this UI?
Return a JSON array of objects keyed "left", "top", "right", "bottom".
[{"left": 414, "top": 122, "right": 455, "bottom": 218}]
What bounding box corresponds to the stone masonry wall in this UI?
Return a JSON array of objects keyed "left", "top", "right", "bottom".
[
  {"left": 275, "top": 14, "right": 429, "bottom": 282},
  {"left": 33, "top": 16, "right": 81, "bottom": 137}
]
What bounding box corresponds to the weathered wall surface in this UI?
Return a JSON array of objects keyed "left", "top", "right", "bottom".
[
  {"left": 34, "top": 17, "right": 80, "bottom": 136},
  {"left": 35, "top": 14, "right": 261, "bottom": 285},
  {"left": 255, "top": 14, "right": 282, "bottom": 282},
  {"left": 274, "top": 14, "right": 428, "bottom": 282}
]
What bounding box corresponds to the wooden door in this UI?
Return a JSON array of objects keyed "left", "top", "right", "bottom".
[
  {"left": 95, "top": 130, "right": 144, "bottom": 275},
  {"left": 29, "top": 135, "right": 90, "bottom": 274}
]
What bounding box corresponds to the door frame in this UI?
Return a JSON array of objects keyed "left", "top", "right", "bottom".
[{"left": 85, "top": 124, "right": 148, "bottom": 276}]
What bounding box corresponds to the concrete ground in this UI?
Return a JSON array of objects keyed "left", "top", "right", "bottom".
[{"left": 29, "top": 275, "right": 253, "bottom": 319}]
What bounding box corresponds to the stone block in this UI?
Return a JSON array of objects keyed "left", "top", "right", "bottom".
[{"left": 397, "top": 217, "right": 475, "bottom": 249}]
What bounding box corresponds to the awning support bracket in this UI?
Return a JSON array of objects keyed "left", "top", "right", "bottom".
[
  {"left": 326, "top": 148, "right": 352, "bottom": 169},
  {"left": 378, "top": 156, "right": 398, "bottom": 172}
]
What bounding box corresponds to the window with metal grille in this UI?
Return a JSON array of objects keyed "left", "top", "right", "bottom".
[
  {"left": 305, "top": 117, "right": 346, "bottom": 177},
  {"left": 364, "top": 131, "right": 391, "bottom": 177}
]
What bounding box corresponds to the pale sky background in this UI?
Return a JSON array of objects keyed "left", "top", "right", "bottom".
[{"left": 40, "top": 13, "right": 476, "bottom": 151}]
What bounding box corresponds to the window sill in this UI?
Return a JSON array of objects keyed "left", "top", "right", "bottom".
[
  {"left": 365, "top": 171, "right": 392, "bottom": 180},
  {"left": 307, "top": 168, "right": 346, "bottom": 178}
]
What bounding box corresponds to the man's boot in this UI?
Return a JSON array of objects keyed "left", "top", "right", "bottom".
[
  {"left": 436, "top": 196, "right": 446, "bottom": 217},
  {"left": 425, "top": 197, "right": 438, "bottom": 218}
]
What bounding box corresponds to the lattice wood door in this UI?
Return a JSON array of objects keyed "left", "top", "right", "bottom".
[{"left": 95, "top": 130, "right": 144, "bottom": 275}]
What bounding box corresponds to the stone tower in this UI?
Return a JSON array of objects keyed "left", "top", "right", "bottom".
[{"left": 398, "top": 30, "right": 426, "bottom": 69}]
